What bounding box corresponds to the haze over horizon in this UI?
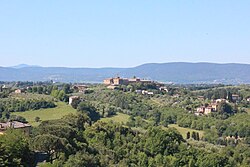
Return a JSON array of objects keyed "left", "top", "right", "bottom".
[
  {"left": 1, "top": 1, "right": 250, "bottom": 67},
  {"left": 3, "top": 61, "right": 250, "bottom": 69}
]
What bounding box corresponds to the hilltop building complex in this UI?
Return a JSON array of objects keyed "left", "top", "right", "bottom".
[{"left": 104, "top": 77, "right": 152, "bottom": 86}]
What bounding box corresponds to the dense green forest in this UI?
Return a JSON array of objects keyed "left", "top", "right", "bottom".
[{"left": 0, "top": 82, "right": 250, "bottom": 166}]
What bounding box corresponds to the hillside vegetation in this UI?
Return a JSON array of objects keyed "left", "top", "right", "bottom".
[{"left": 1, "top": 82, "right": 250, "bottom": 166}]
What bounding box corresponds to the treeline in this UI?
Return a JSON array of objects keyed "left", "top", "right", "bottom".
[
  {"left": 0, "top": 98, "right": 56, "bottom": 119},
  {"left": 27, "top": 84, "right": 71, "bottom": 102},
  {"left": 193, "top": 86, "right": 250, "bottom": 101}
]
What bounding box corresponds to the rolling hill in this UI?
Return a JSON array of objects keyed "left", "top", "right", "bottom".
[{"left": 0, "top": 62, "right": 250, "bottom": 84}]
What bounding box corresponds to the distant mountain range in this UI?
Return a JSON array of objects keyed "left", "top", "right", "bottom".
[
  {"left": 1, "top": 63, "right": 250, "bottom": 84},
  {"left": 9, "top": 64, "right": 41, "bottom": 69}
]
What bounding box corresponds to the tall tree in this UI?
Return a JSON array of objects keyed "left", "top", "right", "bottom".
[
  {"left": 77, "top": 102, "right": 100, "bottom": 122},
  {"left": 0, "top": 130, "right": 33, "bottom": 166},
  {"left": 32, "top": 134, "right": 67, "bottom": 163},
  {"left": 186, "top": 131, "right": 190, "bottom": 139},
  {"left": 191, "top": 131, "right": 196, "bottom": 140}
]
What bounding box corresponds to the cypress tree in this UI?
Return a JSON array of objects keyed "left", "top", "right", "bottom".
[
  {"left": 191, "top": 131, "right": 196, "bottom": 140},
  {"left": 196, "top": 132, "right": 200, "bottom": 141},
  {"left": 186, "top": 131, "right": 190, "bottom": 139}
]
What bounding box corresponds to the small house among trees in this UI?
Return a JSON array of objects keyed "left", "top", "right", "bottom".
[
  {"left": 0, "top": 121, "right": 31, "bottom": 135},
  {"left": 14, "top": 89, "right": 24, "bottom": 94},
  {"left": 69, "top": 96, "right": 80, "bottom": 105}
]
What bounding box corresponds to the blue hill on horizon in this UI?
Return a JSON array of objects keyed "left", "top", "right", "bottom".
[{"left": 0, "top": 62, "right": 250, "bottom": 84}]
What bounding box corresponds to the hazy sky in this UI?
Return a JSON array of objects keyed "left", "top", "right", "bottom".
[{"left": 0, "top": 0, "right": 250, "bottom": 67}]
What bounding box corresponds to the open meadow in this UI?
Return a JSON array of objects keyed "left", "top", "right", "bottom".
[
  {"left": 100, "top": 112, "right": 130, "bottom": 124},
  {"left": 12, "top": 102, "right": 76, "bottom": 126},
  {"left": 163, "top": 124, "right": 204, "bottom": 138}
]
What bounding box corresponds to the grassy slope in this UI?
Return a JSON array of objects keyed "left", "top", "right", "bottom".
[
  {"left": 164, "top": 124, "right": 204, "bottom": 138},
  {"left": 12, "top": 102, "right": 76, "bottom": 126},
  {"left": 100, "top": 113, "right": 130, "bottom": 124}
]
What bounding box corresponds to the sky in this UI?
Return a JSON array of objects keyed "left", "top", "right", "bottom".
[{"left": 0, "top": 0, "right": 250, "bottom": 68}]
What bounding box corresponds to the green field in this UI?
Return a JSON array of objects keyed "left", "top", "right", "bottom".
[
  {"left": 12, "top": 102, "right": 76, "bottom": 126},
  {"left": 163, "top": 124, "right": 204, "bottom": 138},
  {"left": 100, "top": 112, "right": 130, "bottom": 124}
]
